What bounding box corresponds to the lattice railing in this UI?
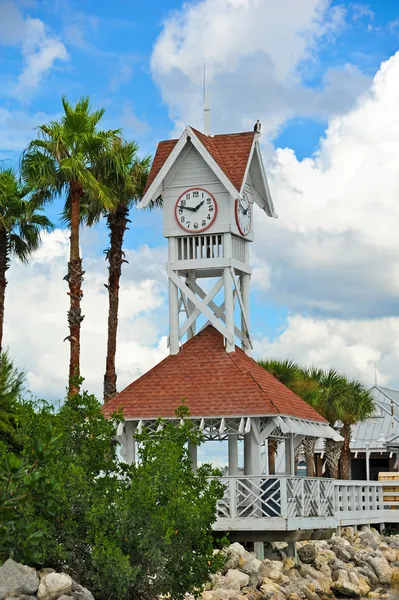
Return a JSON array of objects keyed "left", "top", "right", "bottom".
[{"left": 286, "top": 477, "right": 334, "bottom": 517}]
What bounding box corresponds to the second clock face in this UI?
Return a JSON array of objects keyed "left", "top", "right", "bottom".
[
  {"left": 175, "top": 188, "right": 218, "bottom": 233},
  {"left": 235, "top": 192, "right": 252, "bottom": 236}
]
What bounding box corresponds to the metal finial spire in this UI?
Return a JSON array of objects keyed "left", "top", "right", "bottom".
[{"left": 203, "top": 63, "right": 210, "bottom": 135}]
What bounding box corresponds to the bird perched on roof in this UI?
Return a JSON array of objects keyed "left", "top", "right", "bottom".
[{"left": 254, "top": 120, "right": 261, "bottom": 133}]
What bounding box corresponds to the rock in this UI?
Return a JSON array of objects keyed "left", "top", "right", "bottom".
[
  {"left": 331, "top": 569, "right": 360, "bottom": 598},
  {"left": 368, "top": 589, "right": 389, "bottom": 598},
  {"left": 71, "top": 582, "right": 94, "bottom": 600},
  {"left": 328, "top": 558, "right": 348, "bottom": 573},
  {"left": 391, "top": 566, "right": 399, "bottom": 583},
  {"left": 225, "top": 570, "right": 250, "bottom": 590},
  {"left": 356, "top": 566, "right": 378, "bottom": 587},
  {"left": 240, "top": 588, "right": 265, "bottom": 600},
  {"left": 259, "top": 561, "right": 284, "bottom": 582},
  {"left": 38, "top": 570, "right": 55, "bottom": 581},
  {"left": 332, "top": 545, "right": 355, "bottom": 562},
  {"left": 240, "top": 558, "right": 261, "bottom": 587},
  {"left": 297, "top": 546, "right": 316, "bottom": 565},
  {"left": 358, "top": 576, "right": 371, "bottom": 597},
  {"left": 366, "top": 556, "right": 393, "bottom": 585},
  {"left": 0, "top": 586, "right": 6, "bottom": 600},
  {"left": 287, "top": 594, "right": 301, "bottom": 600},
  {"left": 224, "top": 544, "right": 251, "bottom": 572},
  {"left": 283, "top": 558, "right": 296, "bottom": 572},
  {"left": 381, "top": 548, "right": 397, "bottom": 563},
  {"left": 302, "top": 588, "right": 319, "bottom": 600},
  {"left": 37, "top": 573, "right": 73, "bottom": 600},
  {"left": 264, "top": 543, "right": 285, "bottom": 561},
  {"left": 0, "top": 560, "right": 39, "bottom": 597}
]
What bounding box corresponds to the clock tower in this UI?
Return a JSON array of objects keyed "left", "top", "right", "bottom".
[{"left": 140, "top": 125, "right": 276, "bottom": 355}]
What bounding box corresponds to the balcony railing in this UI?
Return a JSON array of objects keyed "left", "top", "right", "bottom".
[{"left": 213, "top": 476, "right": 399, "bottom": 531}]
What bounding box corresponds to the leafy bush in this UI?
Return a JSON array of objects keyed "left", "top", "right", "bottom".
[{"left": 0, "top": 388, "right": 226, "bottom": 600}]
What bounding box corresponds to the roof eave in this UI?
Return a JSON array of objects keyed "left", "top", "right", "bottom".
[{"left": 250, "top": 142, "right": 278, "bottom": 218}]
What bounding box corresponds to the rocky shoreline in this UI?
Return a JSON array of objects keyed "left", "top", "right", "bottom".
[
  {"left": 1, "top": 526, "right": 399, "bottom": 600},
  {"left": 199, "top": 527, "right": 399, "bottom": 600}
]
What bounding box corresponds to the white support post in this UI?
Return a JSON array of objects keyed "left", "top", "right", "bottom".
[
  {"left": 228, "top": 434, "right": 239, "bottom": 476},
  {"left": 188, "top": 442, "right": 198, "bottom": 472},
  {"left": 186, "top": 272, "right": 196, "bottom": 340},
  {"left": 124, "top": 421, "right": 136, "bottom": 465},
  {"left": 285, "top": 434, "right": 295, "bottom": 475},
  {"left": 366, "top": 446, "right": 370, "bottom": 481},
  {"left": 241, "top": 273, "right": 251, "bottom": 355},
  {"left": 168, "top": 238, "right": 179, "bottom": 354},
  {"left": 263, "top": 440, "right": 269, "bottom": 475},
  {"left": 223, "top": 234, "right": 235, "bottom": 353}
]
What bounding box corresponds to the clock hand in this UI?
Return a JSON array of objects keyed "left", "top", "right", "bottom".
[
  {"left": 194, "top": 200, "right": 205, "bottom": 211},
  {"left": 238, "top": 200, "right": 248, "bottom": 215},
  {"left": 177, "top": 205, "right": 197, "bottom": 212}
]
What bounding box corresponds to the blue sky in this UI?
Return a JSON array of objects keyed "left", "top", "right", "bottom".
[{"left": 2, "top": 0, "right": 399, "bottom": 405}]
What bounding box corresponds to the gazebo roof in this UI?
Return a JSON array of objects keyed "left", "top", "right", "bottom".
[{"left": 102, "top": 325, "right": 327, "bottom": 423}]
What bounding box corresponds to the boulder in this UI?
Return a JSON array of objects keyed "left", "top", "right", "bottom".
[
  {"left": 366, "top": 556, "right": 393, "bottom": 585},
  {"left": 331, "top": 569, "right": 360, "bottom": 598},
  {"left": 297, "top": 546, "right": 316, "bottom": 565},
  {"left": 37, "top": 573, "right": 73, "bottom": 600},
  {"left": 240, "top": 588, "right": 265, "bottom": 600},
  {"left": 38, "top": 569, "right": 55, "bottom": 581},
  {"left": 356, "top": 566, "right": 378, "bottom": 587},
  {"left": 71, "top": 582, "right": 95, "bottom": 600},
  {"left": 368, "top": 589, "right": 389, "bottom": 598},
  {"left": 283, "top": 558, "right": 296, "bottom": 572},
  {"left": 391, "top": 566, "right": 399, "bottom": 583},
  {"left": 0, "top": 560, "right": 39, "bottom": 597},
  {"left": 332, "top": 545, "right": 355, "bottom": 563},
  {"left": 259, "top": 561, "right": 284, "bottom": 582},
  {"left": 224, "top": 544, "right": 251, "bottom": 572},
  {"left": 381, "top": 548, "right": 397, "bottom": 563},
  {"left": 0, "top": 586, "right": 6, "bottom": 600},
  {"left": 358, "top": 576, "right": 371, "bottom": 597},
  {"left": 287, "top": 594, "right": 302, "bottom": 600},
  {"left": 225, "top": 570, "right": 250, "bottom": 590},
  {"left": 264, "top": 543, "right": 285, "bottom": 561},
  {"left": 302, "top": 588, "right": 319, "bottom": 600}
]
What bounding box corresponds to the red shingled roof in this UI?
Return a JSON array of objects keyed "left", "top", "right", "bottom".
[
  {"left": 143, "top": 129, "right": 255, "bottom": 196},
  {"left": 102, "top": 326, "right": 327, "bottom": 423}
]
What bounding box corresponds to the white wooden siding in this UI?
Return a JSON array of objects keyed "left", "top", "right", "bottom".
[{"left": 165, "top": 145, "right": 219, "bottom": 189}]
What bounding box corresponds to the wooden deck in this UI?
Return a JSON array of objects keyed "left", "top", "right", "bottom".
[{"left": 212, "top": 476, "right": 399, "bottom": 533}]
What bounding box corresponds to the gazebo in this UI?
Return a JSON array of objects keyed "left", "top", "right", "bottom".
[{"left": 103, "top": 325, "right": 342, "bottom": 556}]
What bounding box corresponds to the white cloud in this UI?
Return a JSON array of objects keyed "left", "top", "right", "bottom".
[
  {"left": 151, "top": 0, "right": 368, "bottom": 137},
  {"left": 0, "top": 1, "right": 68, "bottom": 100},
  {"left": 253, "top": 315, "right": 399, "bottom": 389},
  {"left": 252, "top": 51, "right": 399, "bottom": 319},
  {"left": 4, "top": 230, "right": 168, "bottom": 400}
]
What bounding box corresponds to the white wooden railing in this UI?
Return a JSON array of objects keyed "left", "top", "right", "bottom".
[{"left": 213, "top": 476, "right": 399, "bottom": 531}]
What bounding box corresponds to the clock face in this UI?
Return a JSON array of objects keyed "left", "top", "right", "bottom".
[
  {"left": 235, "top": 192, "right": 252, "bottom": 236},
  {"left": 175, "top": 188, "right": 218, "bottom": 233}
]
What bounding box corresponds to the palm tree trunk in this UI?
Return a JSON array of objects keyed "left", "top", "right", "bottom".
[
  {"left": 66, "top": 182, "right": 84, "bottom": 397},
  {"left": 303, "top": 436, "right": 316, "bottom": 477},
  {"left": 325, "top": 438, "right": 343, "bottom": 479},
  {"left": 268, "top": 439, "right": 279, "bottom": 475},
  {"left": 0, "top": 226, "right": 8, "bottom": 356},
  {"left": 103, "top": 204, "right": 129, "bottom": 403},
  {"left": 339, "top": 423, "right": 352, "bottom": 480}
]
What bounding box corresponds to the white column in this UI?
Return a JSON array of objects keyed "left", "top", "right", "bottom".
[
  {"left": 263, "top": 440, "right": 269, "bottom": 475},
  {"left": 228, "top": 434, "right": 239, "bottom": 475},
  {"left": 285, "top": 434, "right": 295, "bottom": 475},
  {"left": 188, "top": 442, "right": 198, "bottom": 472},
  {"left": 244, "top": 429, "right": 260, "bottom": 475},
  {"left": 240, "top": 273, "right": 251, "bottom": 355},
  {"left": 168, "top": 238, "right": 180, "bottom": 354},
  {"left": 186, "top": 272, "right": 196, "bottom": 340},
  {"left": 366, "top": 445, "right": 370, "bottom": 481},
  {"left": 223, "top": 234, "right": 235, "bottom": 353},
  {"left": 124, "top": 421, "right": 136, "bottom": 465}
]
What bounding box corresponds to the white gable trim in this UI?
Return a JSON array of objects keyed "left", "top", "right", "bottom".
[
  {"left": 239, "top": 135, "right": 257, "bottom": 196},
  {"left": 251, "top": 143, "right": 278, "bottom": 218},
  {"left": 140, "top": 126, "right": 239, "bottom": 208}
]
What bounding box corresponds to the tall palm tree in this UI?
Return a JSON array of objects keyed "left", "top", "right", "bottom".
[
  {"left": 0, "top": 167, "right": 52, "bottom": 354},
  {"left": 257, "top": 359, "right": 319, "bottom": 475},
  {"left": 87, "top": 140, "right": 151, "bottom": 403},
  {"left": 21, "top": 97, "right": 120, "bottom": 396},
  {"left": 337, "top": 380, "right": 375, "bottom": 480}
]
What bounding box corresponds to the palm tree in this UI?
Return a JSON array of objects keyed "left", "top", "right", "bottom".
[
  {"left": 21, "top": 97, "right": 120, "bottom": 396},
  {"left": 0, "top": 167, "right": 53, "bottom": 354},
  {"left": 258, "top": 359, "right": 319, "bottom": 475},
  {"left": 86, "top": 140, "right": 150, "bottom": 403},
  {"left": 337, "top": 380, "right": 375, "bottom": 480}
]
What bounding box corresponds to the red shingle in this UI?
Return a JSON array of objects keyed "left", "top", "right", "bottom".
[
  {"left": 102, "top": 326, "right": 327, "bottom": 423},
  {"left": 143, "top": 129, "right": 255, "bottom": 196}
]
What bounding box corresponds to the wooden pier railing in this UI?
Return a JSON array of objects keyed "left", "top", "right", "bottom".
[{"left": 212, "top": 476, "right": 399, "bottom": 532}]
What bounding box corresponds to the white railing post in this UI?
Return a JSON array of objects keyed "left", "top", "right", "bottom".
[
  {"left": 230, "top": 478, "right": 237, "bottom": 519},
  {"left": 281, "top": 477, "right": 288, "bottom": 519}
]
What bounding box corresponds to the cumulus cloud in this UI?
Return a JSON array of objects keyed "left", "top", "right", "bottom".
[
  {"left": 253, "top": 315, "right": 398, "bottom": 389},
  {"left": 252, "top": 51, "right": 399, "bottom": 319},
  {"left": 0, "top": 1, "right": 68, "bottom": 100},
  {"left": 151, "top": 0, "right": 368, "bottom": 137},
  {"left": 4, "top": 230, "right": 168, "bottom": 400}
]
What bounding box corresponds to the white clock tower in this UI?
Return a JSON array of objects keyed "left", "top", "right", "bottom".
[{"left": 140, "top": 125, "right": 276, "bottom": 355}]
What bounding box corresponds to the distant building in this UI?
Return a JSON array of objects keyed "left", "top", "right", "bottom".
[{"left": 315, "top": 385, "right": 399, "bottom": 480}]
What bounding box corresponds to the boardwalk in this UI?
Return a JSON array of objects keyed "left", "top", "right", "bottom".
[{"left": 213, "top": 475, "right": 399, "bottom": 533}]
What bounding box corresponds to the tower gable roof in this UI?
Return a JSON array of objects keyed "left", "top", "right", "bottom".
[
  {"left": 140, "top": 127, "right": 276, "bottom": 217},
  {"left": 102, "top": 325, "right": 327, "bottom": 422}
]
